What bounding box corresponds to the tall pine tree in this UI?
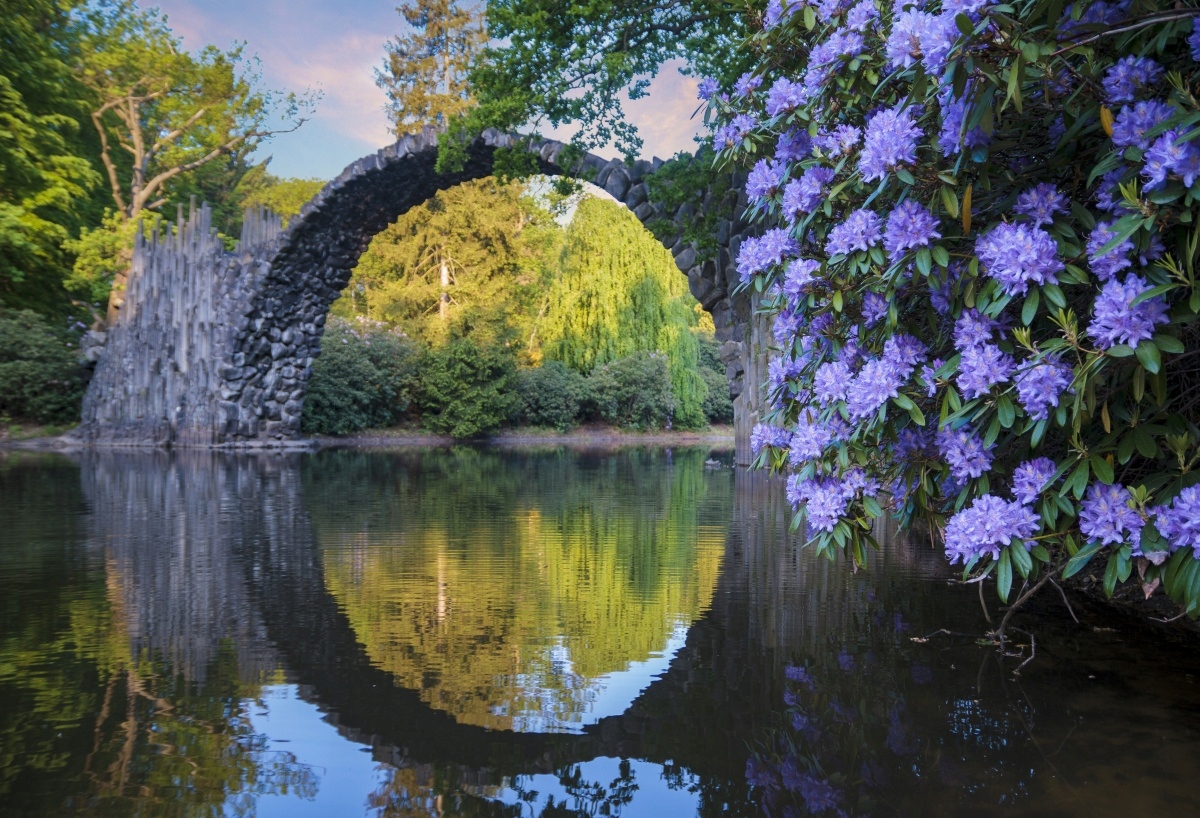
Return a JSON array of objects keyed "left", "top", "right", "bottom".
[{"left": 376, "top": 0, "right": 486, "bottom": 137}]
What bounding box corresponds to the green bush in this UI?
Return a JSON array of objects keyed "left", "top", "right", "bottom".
[
  {"left": 302, "top": 316, "right": 422, "bottom": 436},
  {"left": 0, "top": 309, "right": 87, "bottom": 424},
  {"left": 587, "top": 351, "right": 675, "bottom": 430},
  {"left": 421, "top": 338, "right": 519, "bottom": 438},
  {"left": 700, "top": 365, "right": 734, "bottom": 425},
  {"left": 516, "top": 361, "right": 587, "bottom": 431}
]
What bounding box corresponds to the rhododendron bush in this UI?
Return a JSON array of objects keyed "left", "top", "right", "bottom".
[{"left": 703, "top": 0, "right": 1200, "bottom": 618}]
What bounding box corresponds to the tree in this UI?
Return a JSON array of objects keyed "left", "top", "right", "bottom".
[
  {"left": 376, "top": 0, "right": 486, "bottom": 137},
  {"left": 0, "top": 0, "right": 102, "bottom": 314},
  {"left": 77, "top": 0, "right": 316, "bottom": 322},
  {"left": 233, "top": 167, "right": 325, "bottom": 227},
  {"left": 442, "top": 0, "right": 750, "bottom": 163}
]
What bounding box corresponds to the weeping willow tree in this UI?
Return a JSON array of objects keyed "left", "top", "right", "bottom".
[{"left": 539, "top": 196, "right": 707, "bottom": 428}]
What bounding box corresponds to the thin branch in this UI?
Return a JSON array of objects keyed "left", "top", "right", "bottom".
[
  {"left": 150, "top": 106, "right": 208, "bottom": 157},
  {"left": 90, "top": 109, "right": 128, "bottom": 215},
  {"left": 1050, "top": 11, "right": 1200, "bottom": 56},
  {"left": 1048, "top": 578, "right": 1080, "bottom": 623}
]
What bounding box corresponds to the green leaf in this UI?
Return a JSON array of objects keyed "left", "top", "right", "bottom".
[
  {"left": 1067, "top": 459, "right": 1090, "bottom": 499},
  {"left": 1042, "top": 283, "right": 1066, "bottom": 309},
  {"left": 1010, "top": 542, "right": 1033, "bottom": 578},
  {"left": 1021, "top": 289, "right": 1040, "bottom": 325},
  {"left": 832, "top": 290, "right": 844, "bottom": 312},
  {"left": 1090, "top": 454, "right": 1114, "bottom": 484},
  {"left": 1154, "top": 333, "right": 1185, "bottom": 354},
  {"left": 1136, "top": 340, "right": 1161, "bottom": 374},
  {"left": 896, "top": 167, "right": 916, "bottom": 185},
  {"left": 1131, "top": 282, "right": 1178, "bottom": 306},
  {"left": 1103, "top": 552, "right": 1121, "bottom": 596},
  {"left": 997, "top": 394, "right": 1016, "bottom": 428},
  {"left": 955, "top": 11, "right": 974, "bottom": 35},
  {"left": 1063, "top": 541, "right": 1103, "bottom": 579},
  {"left": 1096, "top": 214, "right": 1148, "bottom": 257},
  {"left": 940, "top": 186, "right": 959, "bottom": 218},
  {"left": 1107, "top": 344, "right": 1136, "bottom": 358},
  {"left": 915, "top": 246, "right": 932, "bottom": 275},
  {"left": 997, "top": 548, "right": 1013, "bottom": 602},
  {"left": 932, "top": 245, "right": 950, "bottom": 268}
]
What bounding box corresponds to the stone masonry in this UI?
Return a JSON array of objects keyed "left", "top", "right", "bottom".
[{"left": 77, "top": 128, "right": 773, "bottom": 462}]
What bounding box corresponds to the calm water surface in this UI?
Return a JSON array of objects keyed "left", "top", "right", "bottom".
[{"left": 1, "top": 446, "right": 1198, "bottom": 817}]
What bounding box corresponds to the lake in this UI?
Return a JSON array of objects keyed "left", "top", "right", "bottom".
[{"left": 1, "top": 446, "right": 1198, "bottom": 816}]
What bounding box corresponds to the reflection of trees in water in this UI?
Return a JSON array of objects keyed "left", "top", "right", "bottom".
[
  {"left": 308, "top": 447, "right": 732, "bottom": 731},
  {"left": 0, "top": 452, "right": 317, "bottom": 816}
]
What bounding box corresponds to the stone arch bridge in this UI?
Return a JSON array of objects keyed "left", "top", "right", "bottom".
[{"left": 78, "top": 129, "right": 769, "bottom": 461}]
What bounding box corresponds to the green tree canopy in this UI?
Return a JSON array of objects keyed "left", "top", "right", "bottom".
[{"left": 376, "top": 0, "right": 486, "bottom": 137}]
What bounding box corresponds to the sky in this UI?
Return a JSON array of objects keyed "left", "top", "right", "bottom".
[{"left": 151, "top": 0, "right": 705, "bottom": 180}]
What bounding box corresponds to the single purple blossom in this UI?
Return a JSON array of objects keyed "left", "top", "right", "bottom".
[
  {"left": 814, "top": 360, "right": 852, "bottom": 403},
  {"left": 1086, "top": 219, "right": 1134, "bottom": 281},
  {"left": 734, "top": 72, "right": 763, "bottom": 97},
  {"left": 953, "top": 308, "right": 998, "bottom": 349},
  {"left": 862, "top": 291, "right": 889, "bottom": 327},
  {"left": 1111, "top": 99, "right": 1176, "bottom": 150},
  {"left": 747, "top": 158, "right": 788, "bottom": 202},
  {"left": 697, "top": 77, "right": 719, "bottom": 101},
  {"left": 776, "top": 129, "right": 813, "bottom": 162},
  {"left": 815, "top": 124, "right": 861, "bottom": 157},
  {"left": 751, "top": 423, "right": 793, "bottom": 455},
  {"left": 782, "top": 166, "right": 836, "bottom": 220}
]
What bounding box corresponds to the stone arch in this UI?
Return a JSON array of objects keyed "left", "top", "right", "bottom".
[{"left": 79, "top": 129, "right": 766, "bottom": 456}]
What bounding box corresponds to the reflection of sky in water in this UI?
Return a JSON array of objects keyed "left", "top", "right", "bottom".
[
  {"left": 239, "top": 685, "right": 388, "bottom": 818},
  {"left": 504, "top": 622, "right": 692, "bottom": 733},
  {"left": 492, "top": 757, "right": 701, "bottom": 817}
]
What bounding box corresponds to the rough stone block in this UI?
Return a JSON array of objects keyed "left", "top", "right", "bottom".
[
  {"left": 270, "top": 342, "right": 287, "bottom": 360},
  {"left": 632, "top": 202, "right": 655, "bottom": 223},
  {"left": 673, "top": 246, "right": 698, "bottom": 273},
  {"left": 625, "top": 183, "right": 648, "bottom": 210},
  {"left": 604, "top": 167, "right": 631, "bottom": 201}
]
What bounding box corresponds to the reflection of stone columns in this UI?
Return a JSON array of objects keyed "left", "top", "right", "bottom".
[{"left": 77, "top": 451, "right": 294, "bottom": 686}]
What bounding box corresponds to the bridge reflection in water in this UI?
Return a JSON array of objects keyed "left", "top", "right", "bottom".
[{"left": 4, "top": 448, "right": 1200, "bottom": 817}]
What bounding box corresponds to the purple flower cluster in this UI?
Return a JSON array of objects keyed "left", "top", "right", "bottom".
[
  {"left": 1086, "top": 220, "right": 1135, "bottom": 281},
  {"left": 737, "top": 228, "right": 799, "bottom": 282},
  {"left": 1102, "top": 56, "right": 1163, "bottom": 104},
  {"left": 772, "top": 309, "right": 804, "bottom": 347},
  {"left": 766, "top": 77, "right": 807, "bottom": 117},
  {"left": 747, "top": 158, "right": 788, "bottom": 202},
  {"left": 815, "top": 124, "right": 861, "bottom": 157},
  {"left": 1058, "top": 0, "right": 1129, "bottom": 35},
  {"left": 776, "top": 129, "right": 813, "bottom": 162},
  {"left": 697, "top": 77, "right": 719, "bottom": 101},
  {"left": 788, "top": 469, "right": 880, "bottom": 532},
  {"left": 1111, "top": 100, "right": 1175, "bottom": 150},
  {"left": 975, "top": 222, "right": 1064, "bottom": 296},
  {"left": 957, "top": 342, "right": 1015, "bottom": 399},
  {"left": 751, "top": 423, "right": 793, "bottom": 455},
  {"left": 939, "top": 85, "right": 990, "bottom": 157},
  {"left": 860, "top": 105, "right": 921, "bottom": 183},
  {"left": 764, "top": 0, "right": 803, "bottom": 28},
  {"left": 1155, "top": 486, "right": 1200, "bottom": 558},
  {"left": 953, "top": 308, "right": 998, "bottom": 349},
  {"left": 713, "top": 113, "right": 759, "bottom": 151},
  {"left": 783, "top": 258, "right": 822, "bottom": 301},
  {"left": 937, "top": 426, "right": 995, "bottom": 480},
  {"left": 826, "top": 208, "right": 882, "bottom": 255},
  {"left": 944, "top": 0, "right": 994, "bottom": 14},
  {"left": 886, "top": 10, "right": 957, "bottom": 75},
  {"left": 862, "top": 291, "right": 889, "bottom": 327},
  {"left": 1014, "top": 183, "right": 1067, "bottom": 227},
  {"left": 1012, "top": 458, "right": 1057, "bottom": 505},
  {"left": 1143, "top": 129, "right": 1200, "bottom": 191},
  {"left": 944, "top": 494, "right": 1040, "bottom": 564},
  {"left": 1080, "top": 482, "right": 1144, "bottom": 549},
  {"left": 845, "top": 0, "right": 879, "bottom": 30},
  {"left": 783, "top": 166, "right": 836, "bottom": 220},
  {"left": 843, "top": 335, "right": 925, "bottom": 420},
  {"left": 1191, "top": 21, "right": 1200, "bottom": 62},
  {"left": 1016, "top": 359, "right": 1073, "bottom": 421},
  {"left": 734, "top": 72, "right": 764, "bottom": 98},
  {"left": 814, "top": 360, "right": 852, "bottom": 403},
  {"left": 790, "top": 413, "right": 834, "bottom": 465},
  {"left": 894, "top": 427, "right": 936, "bottom": 461},
  {"left": 1087, "top": 274, "right": 1170, "bottom": 349},
  {"left": 1095, "top": 167, "right": 1128, "bottom": 212},
  {"left": 884, "top": 200, "right": 941, "bottom": 261}
]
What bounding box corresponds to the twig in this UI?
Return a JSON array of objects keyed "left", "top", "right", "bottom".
[
  {"left": 1152, "top": 609, "right": 1191, "bottom": 623},
  {"left": 1012, "top": 629, "right": 1037, "bottom": 675},
  {"left": 1049, "top": 578, "right": 1079, "bottom": 623},
  {"left": 1049, "top": 11, "right": 1200, "bottom": 57},
  {"left": 978, "top": 579, "right": 993, "bottom": 624}
]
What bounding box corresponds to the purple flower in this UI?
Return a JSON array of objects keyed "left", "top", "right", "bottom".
[
  {"left": 773, "top": 309, "right": 804, "bottom": 347},
  {"left": 894, "top": 427, "right": 936, "bottom": 461},
  {"left": 884, "top": 200, "right": 941, "bottom": 261},
  {"left": 939, "top": 85, "right": 990, "bottom": 157},
  {"left": 790, "top": 414, "right": 834, "bottom": 465},
  {"left": 1143, "top": 129, "right": 1200, "bottom": 191},
  {"left": 956, "top": 342, "right": 1015, "bottom": 399},
  {"left": 862, "top": 291, "right": 889, "bottom": 327},
  {"left": 737, "top": 228, "right": 799, "bottom": 282},
  {"left": 846, "top": 357, "right": 905, "bottom": 420},
  {"left": 860, "top": 105, "right": 922, "bottom": 183},
  {"left": 826, "top": 208, "right": 883, "bottom": 255},
  {"left": 919, "top": 358, "right": 942, "bottom": 397},
  {"left": 751, "top": 423, "right": 793, "bottom": 455},
  {"left": 845, "top": 0, "right": 879, "bottom": 30},
  {"left": 886, "top": 10, "right": 956, "bottom": 75},
  {"left": 1088, "top": 274, "right": 1170, "bottom": 349},
  {"left": 1155, "top": 486, "right": 1200, "bottom": 558},
  {"left": 712, "top": 124, "right": 740, "bottom": 151},
  {"left": 944, "top": 495, "right": 1040, "bottom": 564},
  {"left": 814, "top": 360, "right": 852, "bottom": 403},
  {"left": 1191, "top": 21, "right": 1200, "bottom": 62},
  {"left": 783, "top": 166, "right": 836, "bottom": 220},
  {"left": 765, "top": 0, "right": 803, "bottom": 28},
  {"left": 953, "top": 308, "right": 998, "bottom": 349},
  {"left": 815, "top": 124, "right": 862, "bottom": 157},
  {"left": 1016, "top": 359, "right": 1073, "bottom": 421},
  {"left": 1102, "top": 56, "right": 1163, "bottom": 104},
  {"left": 883, "top": 333, "right": 927, "bottom": 372},
  {"left": 1086, "top": 219, "right": 1134, "bottom": 281},
  {"left": 937, "top": 426, "right": 995, "bottom": 480},
  {"left": 747, "top": 158, "right": 788, "bottom": 202},
  {"left": 1058, "top": 0, "right": 1129, "bottom": 35},
  {"left": 787, "top": 475, "right": 851, "bottom": 532},
  {"left": 818, "top": 0, "right": 853, "bottom": 20},
  {"left": 975, "top": 222, "right": 1064, "bottom": 296},
  {"left": 798, "top": 774, "right": 842, "bottom": 812},
  {"left": 1012, "top": 458, "right": 1058, "bottom": 506},
  {"left": 1095, "top": 167, "right": 1129, "bottom": 212},
  {"left": 783, "top": 258, "right": 822, "bottom": 301},
  {"left": 944, "top": 0, "right": 993, "bottom": 14},
  {"left": 1080, "top": 482, "right": 1144, "bottom": 549},
  {"left": 766, "top": 77, "right": 808, "bottom": 117},
  {"left": 1014, "top": 183, "right": 1067, "bottom": 227},
  {"left": 697, "top": 78, "right": 719, "bottom": 100},
  {"left": 776, "top": 129, "right": 813, "bottom": 162},
  {"left": 1111, "top": 99, "right": 1176, "bottom": 150},
  {"left": 734, "top": 72, "right": 763, "bottom": 97},
  {"left": 733, "top": 113, "right": 758, "bottom": 141}
]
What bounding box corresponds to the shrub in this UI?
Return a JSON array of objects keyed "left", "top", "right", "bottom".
[
  {"left": 587, "top": 351, "right": 675, "bottom": 429},
  {"left": 516, "top": 360, "right": 587, "bottom": 431},
  {"left": 703, "top": 0, "right": 1200, "bottom": 619},
  {"left": 0, "top": 309, "right": 87, "bottom": 424},
  {"left": 302, "top": 316, "right": 422, "bottom": 436},
  {"left": 421, "top": 338, "right": 519, "bottom": 438},
  {"left": 700, "top": 365, "right": 735, "bottom": 424}
]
